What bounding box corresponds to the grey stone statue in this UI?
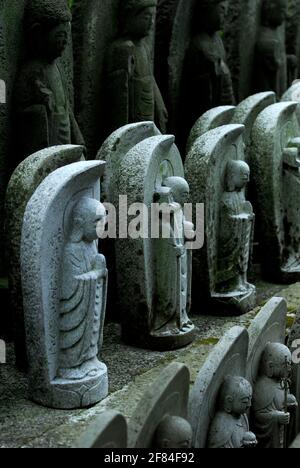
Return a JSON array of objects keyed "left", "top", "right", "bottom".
[
  {"left": 15, "top": 0, "right": 84, "bottom": 161},
  {"left": 215, "top": 160, "right": 255, "bottom": 299},
  {"left": 153, "top": 416, "right": 193, "bottom": 449},
  {"left": 21, "top": 161, "right": 108, "bottom": 409},
  {"left": 105, "top": 0, "right": 168, "bottom": 135},
  {"left": 252, "top": 343, "right": 298, "bottom": 448},
  {"left": 254, "top": 0, "right": 289, "bottom": 96},
  {"left": 58, "top": 197, "right": 108, "bottom": 381},
  {"left": 181, "top": 0, "right": 235, "bottom": 145},
  {"left": 208, "top": 376, "right": 257, "bottom": 449},
  {"left": 152, "top": 176, "right": 194, "bottom": 342}
]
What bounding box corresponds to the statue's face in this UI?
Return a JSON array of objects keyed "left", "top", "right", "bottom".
[
  {"left": 162, "top": 430, "right": 192, "bottom": 449},
  {"left": 231, "top": 390, "right": 252, "bottom": 416},
  {"left": 273, "top": 353, "right": 292, "bottom": 379},
  {"left": 46, "top": 22, "right": 70, "bottom": 59},
  {"left": 233, "top": 164, "right": 250, "bottom": 190},
  {"left": 82, "top": 205, "right": 107, "bottom": 243},
  {"left": 264, "top": 0, "right": 287, "bottom": 28},
  {"left": 126, "top": 7, "right": 155, "bottom": 38}
]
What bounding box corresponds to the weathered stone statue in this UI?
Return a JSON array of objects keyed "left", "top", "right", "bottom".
[
  {"left": 189, "top": 326, "right": 251, "bottom": 447},
  {"left": 105, "top": 0, "right": 168, "bottom": 135},
  {"left": 21, "top": 161, "right": 108, "bottom": 409},
  {"left": 15, "top": 0, "right": 84, "bottom": 160},
  {"left": 215, "top": 160, "right": 255, "bottom": 298},
  {"left": 78, "top": 411, "right": 128, "bottom": 449},
  {"left": 152, "top": 177, "right": 194, "bottom": 342},
  {"left": 251, "top": 102, "right": 300, "bottom": 283},
  {"left": 99, "top": 124, "right": 195, "bottom": 350},
  {"left": 254, "top": 0, "right": 288, "bottom": 96},
  {"left": 252, "top": 343, "right": 298, "bottom": 448},
  {"left": 58, "top": 197, "right": 108, "bottom": 381},
  {"left": 208, "top": 376, "right": 257, "bottom": 449},
  {"left": 153, "top": 416, "right": 193, "bottom": 449},
  {"left": 185, "top": 125, "right": 256, "bottom": 315},
  {"left": 181, "top": 0, "right": 235, "bottom": 145},
  {"left": 128, "top": 363, "right": 192, "bottom": 448}
]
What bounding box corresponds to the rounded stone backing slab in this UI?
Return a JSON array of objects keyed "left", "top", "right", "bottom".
[
  {"left": 5, "top": 145, "right": 84, "bottom": 371},
  {"left": 186, "top": 106, "right": 236, "bottom": 154},
  {"left": 246, "top": 297, "right": 287, "bottom": 387},
  {"left": 232, "top": 92, "right": 276, "bottom": 149},
  {"left": 97, "top": 121, "right": 161, "bottom": 203},
  {"left": 128, "top": 362, "right": 190, "bottom": 448},
  {"left": 250, "top": 101, "right": 299, "bottom": 281},
  {"left": 282, "top": 81, "right": 300, "bottom": 126},
  {"left": 189, "top": 326, "right": 249, "bottom": 448},
  {"left": 78, "top": 411, "right": 128, "bottom": 449},
  {"left": 185, "top": 124, "right": 247, "bottom": 307},
  {"left": 21, "top": 160, "right": 108, "bottom": 409}
]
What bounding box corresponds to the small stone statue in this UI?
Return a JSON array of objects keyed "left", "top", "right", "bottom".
[
  {"left": 254, "top": 0, "right": 290, "bottom": 96},
  {"left": 215, "top": 160, "right": 255, "bottom": 302},
  {"left": 252, "top": 343, "right": 298, "bottom": 448},
  {"left": 152, "top": 176, "right": 195, "bottom": 345},
  {"left": 208, "top": 376, "right": 257, "bottom": 449},
  {"left": 59, "top": 197, "right": 108, "bottom": 381},
  {"left": 105, "top": 0, "right": 168, "bottom": 135},
  {"left": 15, "top": 0, "right": 84, "bottom": 160},
  {"left": 153, "top": 416, "right": 193, "bottom": 449},
  {"left": 181, "top": 0, "right": 235, "bottom": 144}
]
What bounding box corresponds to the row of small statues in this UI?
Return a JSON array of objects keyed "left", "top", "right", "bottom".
[
  {"left": 78, "top": 298, "right": 299, "bottom": 449},
  {"left": 12, "top": 0, "right": 297, "bottom": 165}
]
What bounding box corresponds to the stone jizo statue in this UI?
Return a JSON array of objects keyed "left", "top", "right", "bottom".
[
  {"left": 181, "top": 0, "right": 235, "bottom": 143},
  {"left": 252, "top": 343, "right": 298, "bottom": 448},
  {"left": 59, "top": 197, "right": 108, "bottom": 381},
  {"left": 216, "top": 160, "right": 255, "bottom": 297},
  {"left": 15, "top": 0, "right": 84, "bottom": 160},
  {"left": 254, "top": 0, "right": 290, "bottom": 96},
  {"left": 208, "top": 376, "right": 257, "bottom": 449},
  {"left": 152, "top": 176, "right": 194, "bottom": 342},
  {"left": 153, "top": 416, "right": 193, "bottom": 449},
  {"left": 105, "top": 0, "right": 168, "bottom": 135}
]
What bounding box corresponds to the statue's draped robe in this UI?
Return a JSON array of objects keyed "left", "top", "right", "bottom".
[
  {"left": 252, "top": 376, "right": 286, "bottom": 448},
  {"left": 208, "top": 412, "right": 250, "bottom": 448},
  {"left": 59, "top": 242, "right": 103, "bottom": 374},
  {"left": 15, "top": 59, "right": 84, "bottom": 159},
  {"left": 216, "top": 192, "right": 253, "bottom": 291},
  {"left": 152, "top": 203, "right": 189, "bottom": 333},
  {"left": 106, "top": 38, "right": 155, "bottom": 134}
]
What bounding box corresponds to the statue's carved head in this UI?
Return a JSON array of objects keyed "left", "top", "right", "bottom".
[
  {"left": 153, "top": 415, "right": 193, "bottom": 449},
  {"left": 218, "top": 376, "right": 253, "bottom": 416},
  {"left": 194, "top": 0, "right": 224, "bottom": 35},
  {"left": 225, "top": 160, "right": 250, "bottom": 192},
  {"left": 120, "top": 0, "right": 157, "bottom": 38},
  {"left": 260, "top": 342, "right": 292, "bottom": 380},
  {"left": 261, "top": 0, "right": 287, "bottom": 28},
  {"left": 164, "top": 176, "right": 190, "bottom": 207},
  {"left": 71, "top": 197, "right": 107, "bottom": 244},
  {"left": 25, "top": 0, "right": 72, "bottom": 60}
]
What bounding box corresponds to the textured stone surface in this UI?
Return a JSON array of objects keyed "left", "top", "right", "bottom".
[
  {"left": 185, "top": 124, "right": 256, "bottom": 315},
  {"left": 282, "top": 81, "right": 300, "bottom": 126},
  {"left": 186, "top": 106, "right": 235, "bottom": 155},
  {"left": 189, "top": 326, "right": 249, "bottom": 448},
  {"left": 0, "top": 279, "right": 299, "bottom": 448},
  {"left": 0, "top": 0, "right": 25, "bottom": 276},
  {"left": 250, "top": 102, "right": 300, "bottom": 283},
  {"left": 5, "top": 145, "right": 84, "bottom": 370},
  {"left": 246, "top": 296, "right": 287, "bottom": 387},
  {"left": 21, "top": 161, "right": 108, "bottom": 409},
  {"left": 128, "top": 363, "right": 191, "bottom": 448},
  {"left": 78, "top": 411, "right": 128, "bottom": 448}
]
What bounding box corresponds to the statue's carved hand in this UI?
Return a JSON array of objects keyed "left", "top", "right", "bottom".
[
  {"left": 287, "top": 394, "right": 298, "bottom": 409},
  {"left": 93, "top": 254, "right": 106, "bottom": 271},
  {"left": 276, "top": 411, "right": 290, "bottom": 425}
]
